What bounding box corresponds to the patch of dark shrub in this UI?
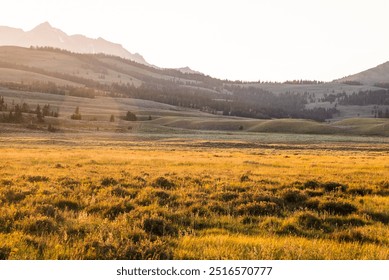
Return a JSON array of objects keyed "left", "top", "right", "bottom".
[
  {"left": 0, "top": 246, "right": 11, "bottom": 260},
  {"left": 190, "top": 205, "right": 210, "bottom": 217},
  {"left": 208, "top": 202, "right": 229, "bottom": 215},
  {"left": 111, "top": 186, "right": 130, "bottom": 197},
  {"left": 84, "top": 241, "right": 116, "bottom": 260},
  {"left": 2, "top": 189, "right": 26, "bottom": 203},
  {"left": 101, "top": 177, "right": 118, "bottom": 187},
  {"left": 26, "top": 175, "right": 49, "bottom": 183},
  {"left": 24, "top": 217, "right": 58, "bottom": 235},
  {"left": 241, "top": 216, "right": 259, "bottom": 225},
  {"left": 348, "top": 188, "right": 373, "bottom": 196},
  {"left": 305, "top": 190, "right": 324, "bottom": 197},
  {"left": 58, "top": 177, "right": 80, "bottom": 189},
  {"left": 35, "top": 204, "right": 57, "bottom": 218},
  {"left": 104, "top": 202, "right": 134, "bottom": 220},
  {"left": 153, "top": 177, "right": 175, "bottom": 190},
  {"left": 322, "top": 182, "right": 348, "bottom": 192},
  {"left": 142, "top": 217, "right": 178, "bottom": 236},
  {"left": 281, "top": 189, "right": 308, "bottom": 204},
  {"left": 240, "top": 174, "right": 250, "bottom": 182},
  {"left": 303, "top": 180, "right": 320, "bottom": 189},
  {"left": 303, "top": 199, "right": 320, "bottom": 211},
  {"left": 365, "top": 211, "right": 389, "bottom": 224},
  {"left": 237, "top": 201, "right": 280, "bottom": 216},
  {"left": 334, "top": 230, "right": 377, "bottom": 244},
  {"left": 54, "top": 199, "right": 81, "bottom": 211},
  {"left": 0, "top": 179, "right": 13, "bottom": 186},
  {"left": 320, "top": 201, "right": 357, "bottom": 215},
  {"left": 218, "top": 192, "right": 239, "bottom": 202},
  {"left": 297, "top": 212, "right": 323, "bottom": 230}
]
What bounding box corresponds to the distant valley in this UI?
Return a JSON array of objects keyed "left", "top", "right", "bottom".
[{"left": 0, "top": 23, "right": 389, "bottom": 136}]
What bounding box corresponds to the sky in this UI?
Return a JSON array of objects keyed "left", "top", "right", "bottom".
[{"left": 1, "top": 0, "right": 389, "bottom": 82}]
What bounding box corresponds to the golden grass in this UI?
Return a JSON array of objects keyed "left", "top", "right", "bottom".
[
  {"left": 175, "top": 233, "right": 389, "bottom": 260},
  {"left": 0, "top": 139, "right": 388, "bottom": 259}
]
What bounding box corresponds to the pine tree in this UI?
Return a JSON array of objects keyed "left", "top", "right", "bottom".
[
  {"left": 36, "top": 105, "right": 44, "bottom": 122},
  {"left": 71, "top": 106, "right": 82, "bottom": 120}
]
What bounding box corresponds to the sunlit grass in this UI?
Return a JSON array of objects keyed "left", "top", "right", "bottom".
[{"left": 0, "top": 140, "right": 388, "bottom": 259}]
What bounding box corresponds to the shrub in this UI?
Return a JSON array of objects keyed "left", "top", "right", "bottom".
[
  {"left": 111, "top": 186, "right": 130, "bottom": 197},
  {"left": 123, "top": 238, "right": 173, "bottom": 260},
  {"left": 217, "top": 192, "right": 239, "bottom": 202},
  {"left": 54, "top": 199, "right": 81, "bottom": 211},
  {"left": 365, "top": 211, "right": 389, "bottom": 224},
  {"left": 35, "top": 204, "right": 57, "bottom": 218},
  {"left": 2, "top": 189, "right": 26, "bottom": 203},
  {"left": 0, "top": 215, "right": 13, "bottom": 233},
  {"left": 23, "top": 217, "right": 58, "bottom": 235},
  {"left": 277, "top": 223, "right": 301, "bottom": 235},
  {"left": 303, "top": 199, "right": 320, "bottom": 211},
  {"left": 334, "top": 229, "right": 377, "bottom": 244},
  {"left": 281, "top": 189, "right": 308, "bottom": 204},
  {"left": 348, "top": 188, "right": 373, "bottom": 196},
  {"left": 241, "top": 216, "right": 259, "bottom": 225},
  {"left": 297, "top": 212, "right": 322, "bottom": 230},
  {"left": 303, "top": 180, "right": 320, "bottom": 189},
  {"left": 154, "top": 190, "right": 176, "bottom": 206},
  {"left": 0, "top": 246, "right": 11, "bottom": 260},
  {"left": 305, "top": 190, "right": 324, "bottom": 197},
  {"left": 104, "top": 202, "right": 134, "bottom": 220},
  {"left": 142, "top": 217, "right": 178, "bottom": 236},
  {"left": 189, "top": 205, "right": 210, "bottom": 217},
  {"left": 83, "top": 241, "right": 116, "bottom": 260},
  {"left": 208, "top": 202, "right": 229, "bottom": 215},
  {"left": 322, "top": 182, "right": 348, "bottom": 192},
  {"left": 237, "top": 201, "right": 280, "bottom": 216},
  {"left": 58, "top": 177, "right": 80, "bottom": 189},
  {"left": 101, "top": 177, "right": 118, "bottom": 187},
  {"left": 320, "top": 201, "right": 357, "bottom": 215},
  {"left": 240, "top": 174, "right": 250, "bottom": 182},
  {"left": 26, "top": 175, "right": 49, "bottom": 183},
  {"left": 0, "top": 179, "right": 13, "bottom": 186},
  {"left": 324, "top": 216, "right": 366, "bottom": 228},
  {"left": 153, "top": 177, "right": 175, "bottom": 190}
]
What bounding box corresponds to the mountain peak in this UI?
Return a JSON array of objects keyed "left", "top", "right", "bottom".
[{"left": 31, "top": 21, "right": 53, "bottom": 31}]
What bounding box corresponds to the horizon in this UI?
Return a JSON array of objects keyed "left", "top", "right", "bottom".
[{"left": 1, "top": 0, "right": 389, "bottom": 82}]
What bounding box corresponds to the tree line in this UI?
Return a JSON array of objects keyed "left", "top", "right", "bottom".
[{"left": 0, "top": 96, "right": 58, "bottom": 123}]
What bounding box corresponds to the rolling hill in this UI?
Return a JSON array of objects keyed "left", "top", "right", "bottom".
[{"left": 337, "top": 61, "right": 389, "bottom": 86}]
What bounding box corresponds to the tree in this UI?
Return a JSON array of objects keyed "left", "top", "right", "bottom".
[
  {"left": 125, "top": 111, "right": 137, "bottom": 121},
  {"left": 36, "top": 104, "right": 44, "bottom": 122},
  {"left": 42, "top": 104, "right": 50, "bottom": 117},
  {"left": 71, "top": 106, "right": 82, "bottom": 120},
  {"left": 0, "top": 96, "right": 4, "bottom": 111}
]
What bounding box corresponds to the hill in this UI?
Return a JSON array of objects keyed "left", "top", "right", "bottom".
[{"left": 337, "top": 61, "right": 389, "bottom": 86}]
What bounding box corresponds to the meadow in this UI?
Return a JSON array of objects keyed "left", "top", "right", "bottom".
[{"left": 0, "top": 135, "right": 388, "bottom": 259}]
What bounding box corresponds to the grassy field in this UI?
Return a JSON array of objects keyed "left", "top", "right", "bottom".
[{"left": 0, "top": 136, "right": 388, "bottom": 260}]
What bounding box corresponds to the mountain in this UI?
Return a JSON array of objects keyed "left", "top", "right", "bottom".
[
  {"left": 177, "top": 66, "right": 203, "bottom": 75},
  {"left": 337, "top": 61, "right": 389, "bottom": 86},
  {"left": 0, "top": 22, "right": 148, "bottom": 65}
]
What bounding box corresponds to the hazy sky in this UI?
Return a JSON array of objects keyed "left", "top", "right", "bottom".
[{"left": 1, "top": 0, "right": 389, "bottom": 82}]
